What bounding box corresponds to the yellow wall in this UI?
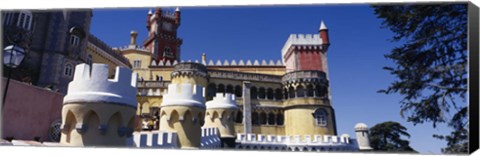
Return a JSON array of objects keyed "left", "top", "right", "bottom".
[
  {"left": 87, "top": 45, "right": 128, "bottom": 77},
  {"left": 122, "top": 50, "right": 152, "bottom": 80}
]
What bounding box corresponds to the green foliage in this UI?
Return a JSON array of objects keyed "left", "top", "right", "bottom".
[
  {"left": 371, "top": 4, "right": 468, "bottom": 154},
  {"left": 369, "top": 121, "right": 416, "bottom": 152}
]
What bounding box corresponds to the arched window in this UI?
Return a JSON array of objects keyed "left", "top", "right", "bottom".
[
  {"left": 259, "top": 112, "right": 267, "bottom": 125},
  {"left": 70, "top": 35, "right": 80, "bottom": 46},
  {"left": 250, "top": 87, "right": 257, "bottom": 99},
  {"left": 306, "top": 84, "right": 314, "bottom": 97},
  {"left": 283, "top": 88, "right": 288, "bottom": 99},
  {"left": 267, "top": 88, "right": 274, "bottom": 100},
  {"left": 297, "top": 85, "right": 305, "bottom": 97},
  {"left": 235, "top": 85, "right": 242, "bottom": 97},
  {"left": 288, "top": 86, "right": 295, "bottom": 98},
  {"left": 313, "top": 108, "right": 327, "bottom": 127},
  {"left": 268, "top": 113, "right": 275, "bottom": 125},
  {"left": 258, "top": 87, "right": 266, "bottom": 99},
  {"left": 276, "top": 113, "right": 284, "bottom": 125},
  {"left": 275, "top": 88, "right": 283, "bottom": 100},
  {"left": 226, "top": 85, "right": 234, "bottom": 94},
  {"left": 217, "top": 84, "right": 225, "bottom": 94},
  {"left": 251, "top": 112, "right": 259, "bottom": 125},
  {"left": 64, "top": 64, "right": 73, "bottom": 77}
]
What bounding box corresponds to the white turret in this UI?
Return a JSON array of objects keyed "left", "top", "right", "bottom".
[{"left": 355, "top": 123, "right": 373, "bottom": 151}]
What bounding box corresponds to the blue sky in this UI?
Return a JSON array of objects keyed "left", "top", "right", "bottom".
[{"left": 90, "top": 4, "right": 462, "bottom": 154}]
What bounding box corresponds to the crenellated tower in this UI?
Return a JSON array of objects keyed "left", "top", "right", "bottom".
[
  {"left": 281, "top": 21, "right": 336, "bottom": 138},
  {"left": 204, "top": 93, "right": 239, "bottom": 147},
  {"left": 171, "top": 62, "right": 209, "bottom": 87},
  {"left": 144, "top": 7, "right": 183, "bottom": 63},
  {"left": 158, "top": 62, "right": 208, "bottom": 149},
  {"left": 159, "top": 83, "right": 206, "bottom": 149},
  {"left": 60, "top": 63, "right": 138, "bottom": 146}
]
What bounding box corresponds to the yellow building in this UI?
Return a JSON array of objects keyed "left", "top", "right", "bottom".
[
  {"left": 118, "top": 24, "right": 336, "bottom": 139},
  {"left": 87, "top": 34, "right": 131, "bottom": 76}
]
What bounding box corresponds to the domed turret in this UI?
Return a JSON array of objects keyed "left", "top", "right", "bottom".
[
  {"left": 204, "top": 93, "right": 238, "bottom": 147},
  {"left": 354, "top": 123, "right": 372, "bottom": 151}
]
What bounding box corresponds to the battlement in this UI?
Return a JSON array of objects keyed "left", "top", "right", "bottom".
[
  {"left": 281, "top": 34, "right": 324, "bottom": 59},
  {"left": 236, "top": 133, "right": 351, "bottom": 145},
  {"left": 161, "top": 83, "right": 206, "bottom": 108},
  {"left": 200, "top": 127, "right": 222, "bottom": 149},
  {"left": 113, "top": 44, "right": 149, "bottom": 52},
  {"left": 129, "top": 127, "right": 221, "bottom": 149},
  {"left": 63, "top": 63, "right": 138, "bottom": 108},
  {"left": 129, "top": 131, "right": 179, "bottom": 148},
  {"left": 206, "top": 93, "right": 238, "bottom": 109},
  {"left": 150, "top": 59, "right": 284, "bottom": 67}
]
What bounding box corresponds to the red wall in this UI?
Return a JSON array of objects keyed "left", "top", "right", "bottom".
[
  {"left": 1, "top": 78, "right": 64, "bottom": 141},
  {"left": 297, "top": 50, "right": 323, "bottom": 71}
]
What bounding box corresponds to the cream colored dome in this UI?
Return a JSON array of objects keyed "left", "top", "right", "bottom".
[{"left": 355, "top": 123, "right": 368, "bottom": 131}]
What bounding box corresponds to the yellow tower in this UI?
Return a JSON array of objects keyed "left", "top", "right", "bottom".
[
  {"left": 171, "top": 62, "right": 209, "bottom": 87},
  {"left": 282, "top": 71, "right": 337, "bottom": 137},
  {"left": 204, "top": 93, "right": 238, "bottom": 147},
  {"left": 60, "top": 63, "right": 138, "bottom": 146},
  {"left": 158, "top": 62, "right": 208, "bottom": 149}
]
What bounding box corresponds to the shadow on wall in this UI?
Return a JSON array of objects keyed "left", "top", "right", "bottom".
[{"left": 1, "top": 78, "right": 64, "bottom": 142}]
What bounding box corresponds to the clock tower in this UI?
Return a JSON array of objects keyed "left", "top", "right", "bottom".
[{"left": 143, "top": 7, "right": 183, "bottom": 63}]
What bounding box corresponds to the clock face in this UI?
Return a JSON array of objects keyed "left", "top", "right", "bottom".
[{"left": 162, "top": 22, "right": 173, "bottom": 31}]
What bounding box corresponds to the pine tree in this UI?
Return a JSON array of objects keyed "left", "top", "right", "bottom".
[{"left": 372, "top": 4, "right": 468, "bottom": 154}]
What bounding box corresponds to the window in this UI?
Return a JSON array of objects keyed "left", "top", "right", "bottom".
[
  {"left": 16, "top": 11, "right": 32, "bottom": 30},
  {"left": 3, "top": 12, "right": 14, "bottom": 25},
  {"left": 313, "top": 108, "right": 327, "bottom": 126},
  {"left": 133, "top": 60, "right": 142, "bottom": 68},
  {"left": 163, "top": 47, "right": 173, "bottom": 58},
  {"left": 64, "top": 64, "right": 73, "bottom": 77},
  {"left": 70, "top": 35, "right": 80, "bottom": 46},
  {"left": 86, "top": 54, "right": 92, "bottom": 65}
]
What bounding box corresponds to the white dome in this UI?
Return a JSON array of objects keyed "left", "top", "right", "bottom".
[{"left": 355, "top": 123, "right": 369, "bottom": 131}]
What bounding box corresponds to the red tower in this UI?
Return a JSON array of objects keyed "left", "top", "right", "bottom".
[
  {"left": 281, "top": 21, "right": 330, "bottom": 73},
  {"left": 143, "top": 7, "right": 182, "bottom": 63}
]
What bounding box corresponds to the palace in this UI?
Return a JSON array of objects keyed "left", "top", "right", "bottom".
[{"left": 1, "top": 8, "right": 372, "bottom": 152}]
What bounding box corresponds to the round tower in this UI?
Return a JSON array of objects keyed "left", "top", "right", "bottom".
[
  {"left": 355, "top": 123, "right": 373, "bottom": 151},
  {"left": 171, "top": 62, "right": 208, "bottom": 87},
  {"left": 60, "top": 63, "right": 138, "bottom": 146},
  {"left": 281, "top": 70, "right": 337, "bottom": 137},
  {"left": 159, "top": 83, "right": 206, "bottom": 149},
  {"left": 204, "top": 93, "right": 238, "bottom": 147}
]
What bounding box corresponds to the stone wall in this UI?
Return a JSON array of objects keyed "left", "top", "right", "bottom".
[{"left": 1, "top": 78, "right": 64, "bottom": 141}]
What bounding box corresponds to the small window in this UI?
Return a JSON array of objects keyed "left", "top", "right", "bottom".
[
  {"left": 70, "top": 35, "right": 80, "bottom": 46},
  {"left": 16, "top": 11, "right": 32, "bottom": 30},
  {"left": 163, "top": 47, "right": 173, "bottom": 58},
  {"left": 3, "top": 12, "right": 14, "bottom": 25},
  {"left": 133, "top": 60, "right": 142, "bottom": 68},
  {"left": 64, "top": 64, "right": 73, "bottom": 77},
  {"left": 313, "top": 108, "right": 327, "bottom": 126},
  {"left": 86, "top": 54, "right": 92, "bottom": 65}
]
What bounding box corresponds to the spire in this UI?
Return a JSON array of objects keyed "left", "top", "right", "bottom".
[
  {"left": 148, "top": 9, "right": 152, "bottom": 15},
  {"left": 175, "top": 7, "right": 180, "bottom": 12},
  {"left": 319, "top": 20, "right": 328, "bottom": 31}
]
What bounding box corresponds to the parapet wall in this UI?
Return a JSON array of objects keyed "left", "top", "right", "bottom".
[
  {"left": 63, "top": 63, "right": 138, "bottom": 108},
  {"left": 235, "top": 133, "right": 358, "bottom": 151},
  {"left": 129, "top": 127, "right": 221, "bottom": 149},
  {"left": 161, "top": 83, "right": 205, "bottom": 108}
]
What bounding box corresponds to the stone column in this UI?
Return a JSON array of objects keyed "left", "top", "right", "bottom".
[{"left": 242, "top": 81, "right": 252, "bottom": 134}]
